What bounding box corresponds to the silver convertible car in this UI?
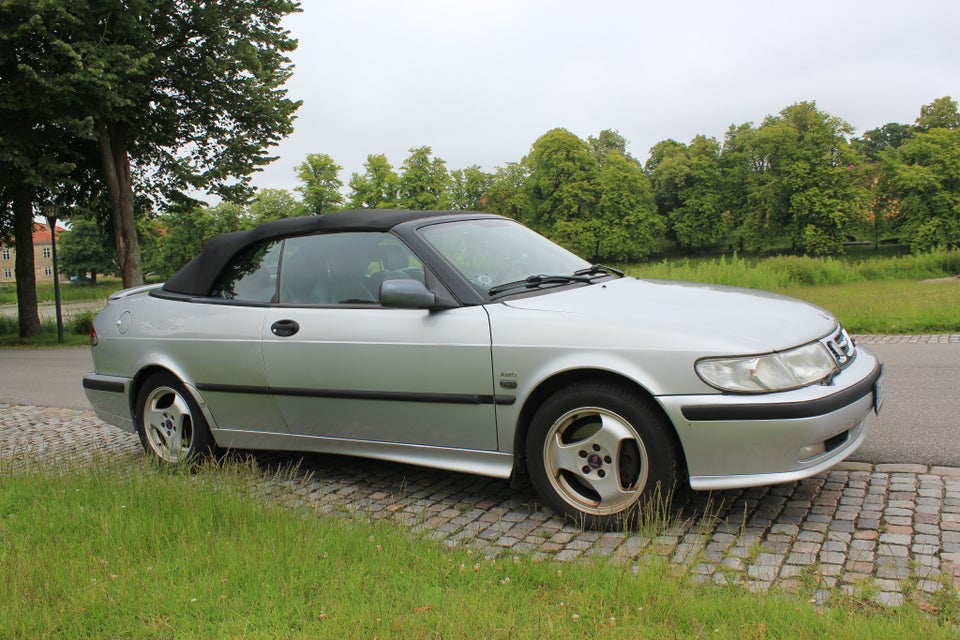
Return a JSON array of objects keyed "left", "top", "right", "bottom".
[{"left": 84, "top": 210, "right": 882, "bottom": 528}]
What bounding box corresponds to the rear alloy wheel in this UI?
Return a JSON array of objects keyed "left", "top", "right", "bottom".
[
  {"left": 527, "top": 381, "right": 681, "bottom": 529},
  {"left": 136, "top": 372, "right": 215, "bottom": 463}
]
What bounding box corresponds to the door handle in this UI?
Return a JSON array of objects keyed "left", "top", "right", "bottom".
[{"left": 270, "top": 319, "right": 300, "bottom": 337}]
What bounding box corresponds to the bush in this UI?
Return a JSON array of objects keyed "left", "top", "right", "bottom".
[
  {"left": 0, "top": 315, "right": 17, "bottom": 336},
  {"left": 67, "top": 311, "right": 95, "bottom": 336}
]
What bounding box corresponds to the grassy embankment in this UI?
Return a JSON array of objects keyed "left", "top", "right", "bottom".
[
  {"left": 0, "top": 280, "right": 122, "bottom": 346},
  {"left": 628, "top": 250, "right": 960, "bottom": 334},
  {"left": 1, "top": 457, "right": 956, "bottom": 639}
]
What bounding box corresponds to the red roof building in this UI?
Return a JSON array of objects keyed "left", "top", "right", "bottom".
[{"left": 0, "top": 222, "right": 68, "bottom": 284}]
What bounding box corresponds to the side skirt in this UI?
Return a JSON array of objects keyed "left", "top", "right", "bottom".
[{"left": 211, "top": 428, "right": 515, "bottom": 480}]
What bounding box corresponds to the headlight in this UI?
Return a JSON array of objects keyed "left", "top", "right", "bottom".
[{"left": 696, "top": 342, "right": 838, "bottom": 393}]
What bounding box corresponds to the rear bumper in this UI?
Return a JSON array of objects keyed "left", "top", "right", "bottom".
[
  {"left": 82, "top": 374, "right": 135, "bottom": 433},
  {"left": 659, "top": 348, "right": 882, "bottom": 491}
]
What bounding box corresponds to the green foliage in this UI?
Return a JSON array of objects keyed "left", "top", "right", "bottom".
[
  {"left": 587, "top": 128, "right": 631, "bottom": 162},
  {"left": 0, "top": 315, "right": 16, "bottom": 336},
  {"left": 67, "top": 310, "right": 95, "bottom": 335},
  {"left": 881, "top": 127, "right": 960, "bottom": 251},
  {"left": 449, "top": 165, "right": 493, "bottom": 211},
  {"left": 855, "top": 122, "right": 914, "bottom": 160},
  {"left": 2, "top": 0, "right": 303, "bottom": 287},
  {"left": 524, "top": 129, "right": 599, "bottom": 231},
  {"left": 58, "top": 219, "right": 115, "bottom": 282},
  {"left": 397, "top": 146, "right": 452, "bottom": 210},
  {"left": 564, "top": 151, "right": 662, "bottom": 261},
  {"left": 647, "top": 136, "right": 726, "bottom": 250},
  {"left": 294, "top": 153, "right": 344, "bottom": 214},
  {"left": 348, "top": 153, "right": 399, "bottom": 209},
  {"left": 915, "top": 96, "right": 960, "bottom": 132},
  {"left": 150, "top": 203, "right": 247, "bottom": 278},
  {"left": 631, "top": 249, "right": 960, "bottom": 288},
  {"left": 0, "top": 315, "right": 90, "bottom": 345},
  {"left": 248, "top": 188, "right": 307, "bottom": 223},
  {"left": 479, "top": 162, "right": 529, "bottom": 221}
]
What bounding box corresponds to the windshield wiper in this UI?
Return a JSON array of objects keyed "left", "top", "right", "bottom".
[
  {"left": 574, "top": 264, "right": 625, "bottom": 278},
  {"left": 488, "top": 273, "right": 592, "bottom": 296}
]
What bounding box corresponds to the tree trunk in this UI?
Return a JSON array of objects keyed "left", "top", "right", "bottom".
[
  {"left": 96, "top": 120, "right": 143, "bottom": 288},
  {"left": 12, "top": 188, "right": 41, "bottom": 338}
]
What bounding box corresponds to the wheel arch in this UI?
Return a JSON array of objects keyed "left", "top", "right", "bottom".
[
  {"left": 511, "top": 368, "right": 688, "bottom": 482},
  {"left": 129, "top": 365, "right": 217, "bottom": 433}
]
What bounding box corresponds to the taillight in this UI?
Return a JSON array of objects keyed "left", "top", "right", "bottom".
[{"left": 90, "top": 323, "right": 98, "bottom": 346}]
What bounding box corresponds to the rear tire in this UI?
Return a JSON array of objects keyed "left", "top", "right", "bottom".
[
  {"left": 526, "top": 380, "right": 681, "bottom": 530},
  {"left": 136, "top": 372, "right": 216, "bottom": 463}
]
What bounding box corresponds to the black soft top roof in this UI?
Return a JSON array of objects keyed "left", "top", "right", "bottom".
[{"left": 162, "top": 209, "right": 484, "bottom": 296}]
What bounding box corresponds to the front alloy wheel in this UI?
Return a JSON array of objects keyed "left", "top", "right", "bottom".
[{"left": 527, "top": 381, "right": 680, "bottom": 529}]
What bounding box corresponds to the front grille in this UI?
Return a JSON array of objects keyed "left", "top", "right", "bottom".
[{"left": 823, "top": 326, "right": 856, "bottom": 368}]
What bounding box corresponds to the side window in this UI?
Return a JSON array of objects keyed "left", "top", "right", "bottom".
[
  {"left": 210, "top": 240, "right": 282, "bottom": 303},
  {"left": 279, "top": 232, "right": 423, "bottom": 306}
]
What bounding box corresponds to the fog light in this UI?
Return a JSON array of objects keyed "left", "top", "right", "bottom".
[{"left": 797, "top": 442, "right": 826, "bottom": 461}]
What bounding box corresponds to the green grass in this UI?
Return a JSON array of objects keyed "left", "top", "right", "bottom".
[
  {"left": 0, "top": 278, "right": 121, "bottom": 305},
  {"left": 0, "top": 313, "right": 93, "bottom": 347},
  {"left": 629, "top": 250, "right": 960, "bottom": 289},
  {"left": 0, "top": 458, "right": 956, "bottom": 639},
  {"left": 782, "top": 281, "right": 960, "bottom": 334},
  {"left": 627, "top": 249, "right": 960, "bottom": 334}
]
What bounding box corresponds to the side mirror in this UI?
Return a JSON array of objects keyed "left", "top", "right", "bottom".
[{"left": 380, "top": 279, "right": 440, "bottom": 309}]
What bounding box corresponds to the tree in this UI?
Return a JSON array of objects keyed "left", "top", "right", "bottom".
[
  {"left": 671, "top": 136, "right": 725, "bottom": 251},
  {"left": 720, "top": 103, "right": 867, "bottom": 255},
  {"left": 881, "top": 128, "right": 960, "bottom": 251},
  {"left": 249, "top": 188, "right": 307, "bottom": 223},
  {"left": 855, "top": 122, "right": 914, "bottom": 160},
  {"left": 481, "top": 163, "right": 529, "bottom": 220},
  {"left": 449, "top": 165, "right": 493, "bottom": 211},
  {"left": 397, "top": 146, "right": 451, "bottom": 210},
  {"left": 555, "top": 151, "right": 663, "bottom": 261},
  {"left": 587, "top": 129, "right": 631, "bottom": 163},
  {"left": 916, "top": 96, "right": 960, "bottom": 132},
  {"left": 0, "top": 1, "right": 95, "bottom": 336},
  {"left": 347, "top": 154, "right": 399, "bottom": 209},
  {"left": 294, "top": 153, "right": 343, "bottom": 215},
  {"left": 645, "top": 139, "right": 688, "bottom": 243},
  {"left": 5, "top": 1, "right": 302, "bottom": 288},
  {"left": 58, "top": 219, "right": 114, "bottom": 284},
  {"left": 524, "top": 129, "right": 599, "bottom": 233},
  {"left": 768, "top": 102, "right": 868, "bottom": 254},
  {"left": 152, "top": 202, "right": 246, "bottom": 278}
]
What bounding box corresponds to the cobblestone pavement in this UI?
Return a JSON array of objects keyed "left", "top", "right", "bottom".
[{"left": 3, "top": 402, "right": 959, "bottom": 608}]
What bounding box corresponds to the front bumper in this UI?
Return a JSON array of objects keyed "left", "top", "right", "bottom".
[{"left": 658, "top": 347, "right": 882, "bottom": 491}]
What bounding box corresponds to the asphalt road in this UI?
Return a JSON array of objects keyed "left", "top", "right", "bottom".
[
  {"left": 1, "top": 342, "right": 957, "bottom": 467},
  {"left": 848, "top": 341, "right": 960, "bottom": 467}
]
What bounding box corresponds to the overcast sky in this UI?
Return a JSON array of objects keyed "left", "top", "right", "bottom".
[{"left": 249, "top": 0, "right": 959, "bottom": 194}]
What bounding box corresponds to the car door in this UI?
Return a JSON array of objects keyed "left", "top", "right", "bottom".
[
  {"left": 261, "top": 231, "right": 499, "bottom": 451},
  {"left": 188, "top": 239, "right": 287, "bottom": 434}
]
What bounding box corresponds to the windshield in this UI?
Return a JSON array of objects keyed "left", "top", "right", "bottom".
[{"left": 419, "top": 218, "right": 591, "bottom": 294}]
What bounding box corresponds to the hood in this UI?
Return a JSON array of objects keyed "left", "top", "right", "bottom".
[{"left": 500, "top": 277, "right": 838, "bottom": 354}]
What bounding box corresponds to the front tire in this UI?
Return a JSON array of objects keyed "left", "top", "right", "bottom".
[
  {"left": 136, "top": 372, "right": 216, "bottom": 463},
  {"left": 526, "top": 381, "right": 681, "bottom": 529}
]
